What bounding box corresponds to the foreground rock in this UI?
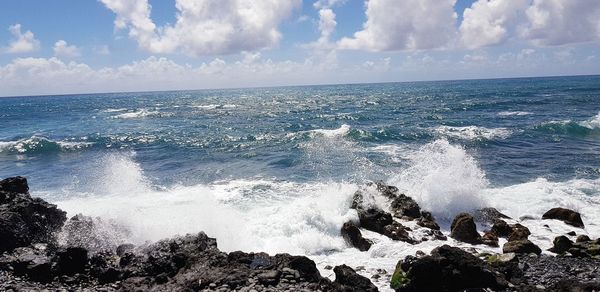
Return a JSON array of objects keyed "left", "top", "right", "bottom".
[
  {"left": 340, "top": 221, "right": 372, "bottom": 251},
  {"left": 0, "top": 176, "right": 66, "bottom": 253},
  {"left": 542, "top": 207, "right": 585, "bottom": 228},
  {"left": 391, "top": 245, "right": 507, "bottom": 291},
  {"left": 450, "top": 213, "right": 482, "bottom": 244},
  {"left": 332, "top": 265, "right": 378, "bottom": 292}
]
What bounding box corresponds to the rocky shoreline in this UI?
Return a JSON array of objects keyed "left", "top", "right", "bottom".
[{"left": 1, "top": 176, "right": 599, "bottom": 291}]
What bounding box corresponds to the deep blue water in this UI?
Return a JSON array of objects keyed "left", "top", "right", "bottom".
[{"left": 1, "top": 75, "right": 599, "bottom": 193}]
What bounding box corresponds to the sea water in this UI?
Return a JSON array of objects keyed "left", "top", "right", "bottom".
[{"left": 1, "top": 76, "right": 599, "bottom": 290}]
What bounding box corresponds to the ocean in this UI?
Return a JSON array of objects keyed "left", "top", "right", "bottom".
[{"left": 1, "top": 75, "right": 599, "bottom": 289}]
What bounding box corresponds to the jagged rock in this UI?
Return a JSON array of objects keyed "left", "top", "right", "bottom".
[
  {"left": 391, "top": 245, "right": 507, "bottom": 291},
  {"left": 542, "top": 208, "right": 584, "bottom": 228},
  {"left": 390, "top": 194, "right": 421, "bottom": 219},
  {"left": 383, "top": 222, "right": 415, "bottom": 243},
  {"left": 370, "top": 181, "right": 400, "bottom": 199},
  {"left": 507, "top": 224, "right": 531, "bottom": 241},
  {"left": 503, "top": 240, "right": 541, "bottom": 255},
  {"left": 0, "top": 177, "right": 66, "bottom": 253},
  {"left": 117, "top": 243, "right": 135, "bottom": 256},
  {"left": 416, "top": 211, "right": 440, "bottom": 230},
  {"left": 0, "top": 246, "right": 52, "bottom": 283},
  {"left": 549, "top": 236, "right": 573, "bottom": 254},
  {"left": 358, "top": 208, "right": 393, "bottom": 233},
  {"left": 491, "top": 220, "right": 513, "bottom": 238},
  {"left": 333, "top": 264, "right": 378, "bottom": 292},
  {"left": 576, "top": 235, "right": 591, "bottom": 243},
  {"left": 567, "top": 231, "right": 577, "bottom": 236},
  {"left": 257, "top": 270, "right": 281, "bottom": 286},
  {"left": 60, "top": 214, "right": 130, "bottom": 252},
  {"left": 474, "top": 207, "right": 511, "bottom": 224},
  {"left": 341, "top": 221, "right": 372, "bottom": 251},
  {"left": 482, "top": 231, "right": 499, "bottom": 247},
  {"left": 450, "top": 213, "right": 482, "bottom": 244}
]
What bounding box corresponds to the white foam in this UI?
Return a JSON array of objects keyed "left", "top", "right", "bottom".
[
  {"left": 579, "top": 112, "right": 600, "bottom": 129},
  {"left": 311, "top": 124, "right": 351, "bottom": 138},
  {"left": 102, "top": 108, "right": 128, "bottom": 113},
  {"left": 0, "top": 136, "right": 92, "bottom": 153},
  {"left": 388, "top": 139, "right": 488, "bottom": 220},
  {"left": 192, "top": 104, "right": 237, "bottom": 110},
  {"left": 433, "top": 126, "right": 512, "bottom": 140},
  {"left": 498, "top": 111, "right": 533, "bottom": 116},
  {"left": 112, "top": 109, "right": 161, "bottom": 119}
]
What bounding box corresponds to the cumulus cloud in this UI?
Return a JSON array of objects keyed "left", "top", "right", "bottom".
[
  {"left": 523, "top": 0, "right": 600, "bottom": 46},
  {"left": 338, "top": 0, "right": 457, "bottom": 51},
  {"left": 4, "top": 24, "right": 40, "bottom": 53},
  {"left": 53, "top": 40, "right": 81, "bottom": 58},
  {"left": 460, "top": 0, "right": 529, "bottom": 49},
  {"left": 313, "top": 0, "right": 346, "bottom": 9},
  {"left": 100, "top": 0, "right": 301, "bottom": 56}
]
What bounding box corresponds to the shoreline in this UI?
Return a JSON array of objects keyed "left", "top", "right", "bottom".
[{"left": 1, "top": 176, "right": 599, "bottom": 291}]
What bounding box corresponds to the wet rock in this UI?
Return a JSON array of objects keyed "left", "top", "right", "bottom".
[
  {"left": 60, "top": 214, "right": 129, "bottom": 253},
  {"left": 390, "top": 194, "right": 421, "bottom": 219},
  {"left": 0, "top": 177, "right": 66, "bottom": 253},
  {"left": 474, "top": 207, "right": 511, "bottom": 224},
  {"left": 358, "top": 208, "right": 392, "bottom": 233},
  {"left": 391, "top": 245, "right": 507, "bottom": 291},
  {"left": 576, "top": 235, "right": 591, "bottom": 243},
  {"left": 332, "top": 264, "right": 377, "bottom": 292},
  {"left": 482, "top": 231, "right": 499, "bottom": 247},
  {"left": 370, "top": 181, "right": 400, "bottom": 200},
  {"left": 416, "top": 211, "right": 440, "bottom": 230},
  {"left": 450, "top": 213, "right": 482, "bottom": 244},
  {"left": 507, "top": 224, "right": 531, "bottom": 242},
  {"left": 0, "top": 247, "right": 52, "bottom": 283},
  {"left": 55, "top": 247, "right": 89, "bottom": 276},
  {"left": 383, "top": 222, "right": 415, "bottom": 243},
  {"left": 503, "top": 240, "right": 541, "bottom": 255},
  {"left": 567, "top": 231, "right": 577, "bottom": 236},
  {"left": 542, "top": 207, "right": 584, "bottom": 228},
  {"left": 116, "top": 243, "right": 135, "bottom": 256},
  {"left": 491, "top": 220, "right": 513, "bottom": 238},
  {"left": 549, "top": 236, "right": 573, "bottom": 254},
  {"left": 340, "top": 221, "right": 372, "bottom": 251}
]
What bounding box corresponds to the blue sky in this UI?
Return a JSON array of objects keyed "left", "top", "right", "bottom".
[{"left": 1, "top": 0, "right": 599, "bottom": 96}]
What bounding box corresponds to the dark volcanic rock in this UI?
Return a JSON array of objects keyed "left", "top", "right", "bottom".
[
  {"left": 503, "top": 240, "right": 541, "bottom": 255},
  {"left": 56, "top": 247, "right": 89, "bottom": 276},
  {"left": 391, "top": 245, "right": 506, "bottom": 291},
  {"left": 390, "top": 194, "right": 421, "bottom": 219},
  {"left": 549, "top": 235, "right": 573, "bottom": 254},
  {"left": 482, "top": 231, "right": 499, "bottom": 247},
  {"left": 358, "top": 208, "right": 393, "bottom": 233},
  {"left": 491, "top": 220, "right": 513, "bottom": 238},
  {"left": 0, "top": 176, "right": 67, "bottom": 253},
  {"left": 576, "top": 235, "right": 591, "bottom": 243},
  {"left": 0, "top": 246, "right": 53, "bottom": 283},
  {"left": 60, "top": 214, "right": 130, "bottom": 252},
  {"left": 474, "top": 207, "right": 511, "bottom": 224},
  {"left": 341, "top": 221, "right": 372, "bottom": 251},
  {"left": 333, "top": 264, "right": 378, "bottom": 292},
  {"left": 416, "top": 211, "right": 440, "bottom": 230},
  {"left": 450, "top": 213, "right": 482, "bottom": 244},
  {"left": 542, "top": 207, "right": 585, "bottom": 228},
  {"left": 507, "top": 224, "right": 531, "bottom": 241}
]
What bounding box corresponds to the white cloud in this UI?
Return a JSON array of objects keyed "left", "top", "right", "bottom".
[
  {"left": 53, "top": 40, "right": 81, "bottom": 58},
  {"left": 4, "top": 24, "right": 40, "bottom": 53},
  {"left": 523, "top": 0, "right": 600, "bottom": 46},
  {"left": 338, "top": 0, "right": 457, "bottom": 51},
  {"left": 100, "top": 0, "right": 301, "bottom": 56},
  {"left": 460, "top": 0, "right": 529, "bottom": 49},
  {"left": 313, "top": 0, "right": 346, "bottom": 9}
]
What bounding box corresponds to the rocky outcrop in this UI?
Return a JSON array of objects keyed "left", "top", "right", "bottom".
[
  {"left": 474, "top": 207, "right": 511, "bottom": 224},
  {"left": 332, "top": 264, "right": 378, "bottom": 292},
  {"left": 450, "top": 213, "right": 482, "bottom": 244},
  {"left": 391, "top": 245, "right": 507, "bottom": 291},
  {"left": 0, "top": 176, "right": 66, "bottom": 253},
  {"left": 355, "top": 207, "right": 415, "bottom": 243},
  {"left": 390, "top": 194, "right": 421, "bottom": 219},
  {"left": 341, "top": 221, "right": 372, "bottom": 251},
  {"left": 542, "top": 207, "right": 585, "bottom": 228}
]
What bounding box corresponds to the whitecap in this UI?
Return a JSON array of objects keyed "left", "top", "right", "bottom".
[
  {"left": 112, "top": 109, "right": 160, "bottom": 119},
  {"left": 433, "top": 125, "right": 512, "bottom": 140},
  {"left": 497, "top": 111, "right": 533, "bottom": 116},
  {"left": 579, "top": 112, "right": 600, "bottom": 129},
  {"left": 310, "top": 124, "right": 351, "bottom": 138}
]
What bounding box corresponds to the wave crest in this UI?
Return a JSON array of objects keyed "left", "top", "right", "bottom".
[
  {"left": 433, "top": 125, "right": 512, "bottom": 140},
  {"left": 0, "top": 136, "right": 93, "bottom": 154}
]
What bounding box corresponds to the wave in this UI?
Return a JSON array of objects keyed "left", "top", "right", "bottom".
[
  {"left": 192, "top": 104, "right": 237, "bottom": 110},
  {"left": 310, "top": 124, "right": 351, "bottom": 138},
  {"left": 535, "top": 116, "right": 600, "bottom": 137},
  {"left": 497, "top": 111, "right": 533, "bottom": 116},
  {"left": 112, "top": 109, "right": 162, "bottom": 119},
  {"left": 0, "top": 136, "right": 93, "bottom": 154},
  {"left": 101, "top": 108, "right": 128, "bottom": 113},
  {"left": 579, "top": 112, "right": 600, "bottom": 129},
  {"left": 433, "top": 125, "right": 512, "bottom": 140}
]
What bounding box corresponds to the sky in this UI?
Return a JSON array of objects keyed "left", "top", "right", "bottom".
[{"left": 1, "top": 0, "right": 600, "bottom": 96}]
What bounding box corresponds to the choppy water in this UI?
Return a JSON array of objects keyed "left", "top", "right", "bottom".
[{"left": 1, "top": 75, "right": 599, "bottom": 290}]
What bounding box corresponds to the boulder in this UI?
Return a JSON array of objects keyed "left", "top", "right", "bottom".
[
  {"left": 55, "top": 247, "right": 89, "bottom": 276},
  {"left": 507, "top": 224, "right": 531, "bottom": 242},
  {"left": 0, "top": 246, "right": 53, "bottom": 283},
  {"left": 391, "top": 245, "right": 507, "bottom": 291},
  {"left": 390, "top": 194, "right": 421, "bottom": 219},
  {"left": 257, "top": 270, "right": 281, "bottom": 286},
  {"left": 450, "top": 213, "right": 482, "bottom": 244},
  {"left": 383, "top": 222, "right": 415, "bottom": 243},
  {"left": 416, "top": 211, "right": 440, "bottom": 230},
  {"left": 358, "top": 208, "right": 393, "bottom": 233},
  {"left": 503, "top": 240, "right": 541, "bottom": 255},
  {"left": 333, "top": 265, "right": 378, "bottom": 292},
  {"left": 474, "top": 207, "right": 511, "bottom": 224},
  {"left": 491, "top": 220, "right": 513, "bottom": 238},
  {"left": 549, "top": 236, "right": 573, "bottom": 254},
  {"left": 482, "top": 231, "right": 499, "bottom": 247},
  {"left": 576, "top": 235, "right": 591, "bottom": 243},
  {"left": 341, "top": 221, "right": 372, "bottom": 251},
  {"left": 0, "top": 211, "right": 31, "bottom": 252},
  {"left": 542, "top": 208, "right": 584, "bottom": 228}
]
